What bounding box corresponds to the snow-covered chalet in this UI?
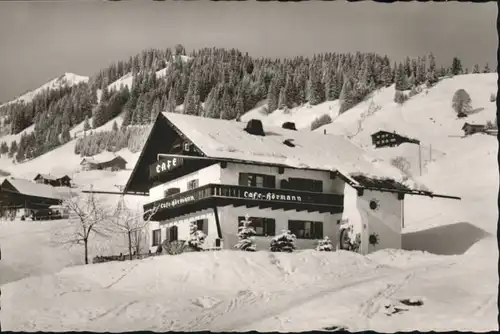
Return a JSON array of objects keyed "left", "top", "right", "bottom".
[{"left": 123, "top": 112, "right": 460, "bottom": 254}]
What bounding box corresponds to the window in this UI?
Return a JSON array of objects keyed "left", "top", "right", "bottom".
[
  {"left": 239, "top": 173, "right": 276, "bottom": 188},
  {"left": 167, "top": 226, "right": 178, "bottom": 242},
  {"left": 187, "top": 179, "right": 199, "bottom": 190},
  {"left": 285, "top": 178, "right": 323, "bottom": 193},
  {"left": 288, "top": 220, "right": 323, "bottom": 239},
  {"left": 195, "top": 218, "right": 209, "bottom": 235},
  {"left": 238, "top": 216, "right": 275, "bottom": 236},
  {"left": 152, "top": 229, "right": 162, "bottom": 246}
]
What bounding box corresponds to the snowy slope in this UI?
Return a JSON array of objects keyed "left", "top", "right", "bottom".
[
  {"left": 241, "top": 100, "right": 340, "bottom": 130},
  {"left": 0, "top": 73, "right": 89, "bottom": 108},
  {"left": 96, "top": 55, "right": 191, "bottom": 102},
  {"left": 0, "top": 73, "right": 497, "bottom": 332}
]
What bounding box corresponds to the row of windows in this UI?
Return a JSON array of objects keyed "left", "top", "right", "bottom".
[
  {"left": 238, "top": 216, "right": 323, "bottom": 239},
  {"left": 153, "top": 217, "right": 324, "bottom": 246},
  {"left": 239, "top": 173, "right": 323, "bottom": 192},
  {"left": 161, "top": 173, "right": 324, "bottom": 198}
]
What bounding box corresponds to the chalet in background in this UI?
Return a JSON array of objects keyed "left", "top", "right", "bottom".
[
  {"left": 462, "top": 122, "right": 486, "bottom": 136},
  {"left": 124, "top": 113, "right": 460, "bottom": 255},
  {"left": 34, "top": 174, "right": 72, "bottom": 187},
  {"left": 371, "top": 130, "right": 420, "bottom": 148},
  {"left": 80, "top": 155, "right": 127, "bottom": 172},
  {"left": 0, "top": 177, "right": 70, "bottom": 220}
]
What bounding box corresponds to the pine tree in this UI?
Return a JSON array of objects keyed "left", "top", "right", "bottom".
[
  {"left": 395, "top": 63, "right": 408, "bottom": 91},
  {"left": 166, "top": 86, "right": 177, "bottom": 113},
  {"left": 270, "top": 229, "right": 296, "bottom": 252},
  {"left": 0, "top": 142, "right": 8, "bottom": 155},
  {"left": 381, "top": 62, "right": 393, "bottom": 87},
  {"left": 234, "top": 214, "right": 257, "bottom": 252},
  {"left": 187, "top": 221, "right": 206, "bottom": 251},
  {"left": 472, "top": 64, "right": 480, "bottom": 73},
  {"left": 308, "top": 70, "right": 325, "bottom": 106},
  {"left": 8, "top": 140, "right": 17, "bottom": 158},
  {"left": 112, "top": 120, "right": 119, "bottom": 132},
  {"left": 83, "top": 115, "right": 91, "bottom": 132},
  {"left": 452, "top": 89, "right": 472, "bottom": 117},
  {"left": 267, "top": 77, "right": 279, "bottom": 113},
  {"left": 483, "top": 63, "right": 491, "bottom": 73},
  {"left": 339, "top": 75, "right": 356, "bottom": 114},
  {"left": 451, "top": 57, "right": 463, "bottom": 75},
  {"left": 121, "top": 108, "right": 132, "bottom": 128},
  {"left": 61, "top": 126, "right": 71, "bottom": 143},
  {"left": 426, "top": 53, "right": 439, "bottom": 86},
  {"left": 278, "top": 87, "right": 287, "bottom": 109}
]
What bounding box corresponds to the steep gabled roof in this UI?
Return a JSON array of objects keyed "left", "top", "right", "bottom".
[
  {"left": 161, "top": 112, "right": 413, "bottom": 187},
  {"left": 34, "top": 173, "right": 58, "bottom": 181},
  {"left": 1, "top": 178, "right": 73, "bottom": 200}
]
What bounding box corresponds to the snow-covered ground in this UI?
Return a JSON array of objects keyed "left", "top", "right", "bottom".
[{"left": 0, "top": 73, "right": 497, "bottom": 332}]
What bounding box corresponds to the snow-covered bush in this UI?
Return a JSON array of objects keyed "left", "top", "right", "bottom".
[
  {"left": 394, "top": 91, "right": 409, "bottom": 105},
  {"left": 187, "top": 221, "right": 207, "bottom": 251},
  {"left": 234, "top": 214, "right": 257, "bottom": 252},
  {"left": 490, "top": 93, "right": 496, "bottom": 102},
  {"left": 316, "top": 236, "right": 334, "bottom": 252},
  {"left": 310, "top": 114, "right": 332, "bottom": 131},
  {"left": 162, "top": 240, "right": 187, "bottom": 255},
  {"left": 270, "top": 229, "right": 296, "bottom": 252},
  {"left": 452, "top": 88, "right": 472, "bottom": 118}
]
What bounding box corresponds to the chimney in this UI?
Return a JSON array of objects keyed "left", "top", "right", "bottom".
[
  {"left": 282, "top": 122, "right": 297, "bottom": 131},
  {"left": 244, "top": 119, "right": 265, "bottom": 136}
]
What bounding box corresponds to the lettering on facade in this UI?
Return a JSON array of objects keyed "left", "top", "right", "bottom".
[
  {"left": 243, "top": 190, "right": 302, "bottom": 202},
  {"left": 150, "top": 157, "right": 184, "bottom": 179},
  {"left": 154, "top": 195, "right": 195, "bottom": 211}
]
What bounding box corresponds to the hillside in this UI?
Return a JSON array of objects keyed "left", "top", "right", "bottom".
[
  {"left": 0, "top": 72, "right": 497, "bottom": 332},
  {"left": 0, "top": 72, "right": 89, "bottom": 108}
]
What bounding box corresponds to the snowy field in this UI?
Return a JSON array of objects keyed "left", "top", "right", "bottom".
[{"left": 0, "top": 73, "right": 498, "bottom": 332}]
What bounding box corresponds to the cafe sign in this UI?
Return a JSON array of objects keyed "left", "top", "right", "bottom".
[
  {"left": 149, "top": 157, "right": 184, "bottom": 179},
  {"left": 243, "top": 190, "right": 302, "bottom": 202}
]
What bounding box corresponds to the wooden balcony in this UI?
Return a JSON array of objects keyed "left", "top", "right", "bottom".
[{"left": 144, "top": 183, "right": 344, "bottom": 221}]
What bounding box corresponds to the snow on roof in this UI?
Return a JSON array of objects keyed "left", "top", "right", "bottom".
[
  {"left": 162, "top": 112, "right": 415, "bottom": 187},
  {"left": 35, "top": 173, "right": 58, "bottom": 181},
  {"left": 4, "top": 178, "right": 73, "bottom": 200}
]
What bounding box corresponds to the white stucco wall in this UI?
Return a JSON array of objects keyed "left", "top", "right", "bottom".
[
  {"left": 149, "top": 209, "right": 219, "bottom": 252},
  {"left": 148, "top": 164, "right": 222, "bottom": 202},
  {"left": 341, "top": 185, "right": 403, "bottom": 254},
  {"left": 220, "top": 163, "right": 345, "bottom": 194},
  {"left": 218, "top": 205, "right": 341, "bottom": 251}
]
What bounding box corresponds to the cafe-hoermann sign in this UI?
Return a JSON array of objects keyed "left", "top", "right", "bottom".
[{"left": 243, "top": 190, "right": 302, "bottom": 202}]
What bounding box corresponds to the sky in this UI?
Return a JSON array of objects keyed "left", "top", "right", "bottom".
[{"left": 0, "top": 1, "right": 497, "bottom": 103}]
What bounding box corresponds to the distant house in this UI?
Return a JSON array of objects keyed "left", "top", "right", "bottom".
[
  {"left": 34, "top": 174, "right": 72, "bottom": 187},
  {"left": 371, "top": 130, "right": 420, "bottom": 148},
  {"left": 0, "top": 177, "right": 68, "bottom": 220},
  {"left": 462, "top": 122, "right": 486, "bottom": 136},
  {"left": 80, "top": 157, "right": 101, "bottom": 171},
  {"left": 80, "top": 155, "right": 127, "bottom": 172},
  {"left": 99, "top": 156, "right": 127, "bottom": 171}
]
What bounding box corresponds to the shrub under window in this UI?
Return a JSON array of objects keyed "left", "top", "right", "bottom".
[{"left": 238, "top": 216, "right": 275, "bottom": 236}]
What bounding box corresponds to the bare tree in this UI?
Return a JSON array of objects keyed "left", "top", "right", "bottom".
[
  {"left": 107, "top": 195, "right": 158, "bottom": 260},
  {"left": 54, "top": 190, "right": 112, "bottom": 265}
]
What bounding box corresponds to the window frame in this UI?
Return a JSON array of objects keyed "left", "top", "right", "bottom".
[
  {"left": 152, "top": 229, "right": 162, "bottom": 246},
  {"left": 238, "top": 216, "right": 276, "bottom": 237},
  {"left": 288, "top": 220, "right": 323, "bottom": 239},
  {"left": 238, "top": 173, "right": 276, "bottom": 189},
  {"left": 187, "top": 178, "right": 199, "bottom": 190},
  {"left": 285, "top": 177, "right": 323, "bottom": 193},
  {"left": 194, "top": 218, "right": 209, "bottom": 235}
]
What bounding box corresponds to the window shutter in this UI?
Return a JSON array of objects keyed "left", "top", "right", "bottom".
[
  {"left": 264, "top": 175, "right": 276, "bottom": 188},
  {"left": 266, "top": 219, "right": 276, "bottom": 236},
  {"left": 203, "top": 218, "right": 209, "bottom": 235},
  {"left": 315, "top": 222, "right": 323, "bottom": 239},
  {"left": 238, "top": 173, "right": 248, "bottom": 186}
]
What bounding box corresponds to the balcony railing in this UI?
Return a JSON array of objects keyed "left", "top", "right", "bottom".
[{"left": 144, "top": 183, "right": 344, "bottom": 216}]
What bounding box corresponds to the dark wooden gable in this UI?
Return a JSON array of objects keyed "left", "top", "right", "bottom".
[
  {"left": 1, "top": 179, "right": 19, "bottom": 193},
  {"left": 123, "top": 113, "right": 210, "bottom": 195}
]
